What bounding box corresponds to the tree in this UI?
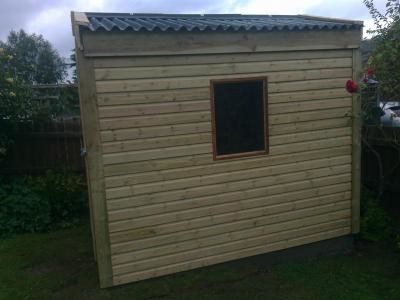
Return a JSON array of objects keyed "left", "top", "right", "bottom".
[
  {"left": 0, "top": 47, "right": 35, "bottom": 159},
  {"left": 0, "top": 30, "right": 68, "bottom": 160},
  {"left": 363, "top": 0, "right": 400, "bottom": 99},
  {"left": 364, "top": 0, "right": 399, "bottom": 36},
  {"left": 360, "top": 0, "right": 400, "bottom": 200},
  {"left": 69, "top": 50, "right": 77, "bottom": 83},
  {"left": 0, "top": 29, "right": 67, "bottom": 84}
]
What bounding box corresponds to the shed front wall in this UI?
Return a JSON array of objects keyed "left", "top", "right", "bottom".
[{"left": 77, "top": 28, "right": 361, "bottom": 285}]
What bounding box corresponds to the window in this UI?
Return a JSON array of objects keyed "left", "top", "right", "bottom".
[{"left": 210, "top": 77, "right": 269, "bottom": 160}]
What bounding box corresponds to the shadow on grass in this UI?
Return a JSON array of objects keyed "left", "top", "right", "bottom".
[{"left": 0, "top": 222, "right": 399, "bottom": 300}]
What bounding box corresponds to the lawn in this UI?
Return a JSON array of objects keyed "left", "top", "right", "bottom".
[{"left": 0, "top": 222, "right": 399, "bottom": 300}]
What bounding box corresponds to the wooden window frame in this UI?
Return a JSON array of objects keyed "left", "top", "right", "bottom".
[{"left": 210, "top": 76, "right": 269, "bottom": 161}]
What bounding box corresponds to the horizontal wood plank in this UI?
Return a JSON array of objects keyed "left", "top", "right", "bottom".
[
  {"left": 109, "top": 180, "right": 351, "bottom": 223},
  {"left": 108, "top": 167, "right": 350, "bottom": 214},
  {"left": 105, "top": 143, "right": 351, "bottom": 188},
  {"left": 97, "top": 78, "right": 348, "bottom": 107},
  {"left": 95, "top": 58, "right": 352, "bottom": 80},
  {"left": 83, "top": 30, "right": 361, "bottom": 57},
  {"left": 268, "top": 78, "right": 347, "bottom": 93},
  {"left": 96, "top": 68, "right": 351, "bottom": 93},
  {"left": 103, "top": 135, "right": 351, "bottom": 174},
  {"left": 111, "top": 195, "right": 350, "bottom": 254},
  {"left": 98, "top": 90, "right": 350, "bottom": 132},
  {"left": 106, "top": 155, "right": 351, "bottom": 199},
  {"left": 113, "top": 219, "right": 350, "bottom": 279},
  {"left": 112, "top": 214, "right": 350, "bottom": 270},
  {"left": 97, "top": 87, "right": 209, "bottom": 106},
  {"left": 103, "top": 143, "right": 350, "bottom": 178},
  {"left": 270, "top": 118, "right": 351, "bottom": 135},
  {"left": 101, "top": 109, "right": 351, "bottom": 155},
  {"left": 271, "top": 127, "right": 351, "bottom": 146},
  {"left": 103, "top": 133, "right": 350, "bottom": 166},
  {"left": 107, "top": 164, "right": 351, "bottom": 231},
  {"left": 98, "top": 96, "right": 350, "bottom": 120},
  {"left": 93, "top": 50, "right": 352, "bottom": 68},
  {"left": 269, "top": 88, "right": 350, "bottom": 104},
  {"left": 113, "top": 226, "right": 350, "bottom": 284},
  {"left": 113, "top": 210, "right": 349, "bottom": 263},
  {"left": 100, "top": 111, "right": 210, "bottom": 130},
  {"left": 110, "top": 176, "right": 351, "bottom": 245},
  {"left": 102, "top": 132, "right": 211, "bottom": 154},
  {"left": 101, "top": 122, "right": 211, "bottom": 143},
  {"left": 270, "top": 107, "right": 351, "bottom": 125},
  {"left": 99, "top": 100, "right": 209, "bottom": 118},
  {"left": 269, "top": 97, "right": 350, "bottom": 114},
  {"left": 101, "top": 113, "right": 350, "bottom": 144}
]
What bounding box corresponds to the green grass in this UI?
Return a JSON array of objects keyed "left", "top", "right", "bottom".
[{"left": 1, "top": 222, "right": 399, "bottom": 300}]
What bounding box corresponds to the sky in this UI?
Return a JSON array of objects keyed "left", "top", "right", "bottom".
[{"left": 0, "top": 0, "right": 387, "bottom": 62}]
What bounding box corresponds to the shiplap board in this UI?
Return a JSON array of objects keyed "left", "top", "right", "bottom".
[
  {"left": 93, "top": 49, "right": 353, "bottom": 68},
  {"left": 111, "top": 200, "right": 351, "bottom": 254},
  {"left": 107, "top": 164, "right": 351, "bottom": 231},
  {"left": 113, "top": 218, "right": 350, "bottom": 275},
  {"left": 95, "top": 68, "right": 351, "bottom": 93},
  {"left": 82, "top": 29, "right": 360, "bottom": 57},
  {"left": 110, "top": 175, "right": 351, "bottom": 245},
  {"left": 77, "top": 32, "right": 361, "bottom": 286},
  {"left": 95, "top": 57, "right": 352, "bottom": 80},
  {"left": 104, "top": 142, "right": 351, "bottom": 188},
  {"left": 113, "top": 225, "right": 350, "bottom": 284}
]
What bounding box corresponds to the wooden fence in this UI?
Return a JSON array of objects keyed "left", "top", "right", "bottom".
[
  {"left": 1, "top": 118, "right": 85, "bottom": 174},
  {"left": 362, "top": 127, "right": 400, "bottom": 193}
]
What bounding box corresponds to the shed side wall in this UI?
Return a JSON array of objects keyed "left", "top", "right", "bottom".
[{"left": 92, "top": 48, "right": 355, "bottom": 285}]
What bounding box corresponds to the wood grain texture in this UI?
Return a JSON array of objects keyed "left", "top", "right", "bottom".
[
  {"left": 113, "top": 225, "right": 350, "bottom": 284},
  {"left": 77, "top": 31, "right": 362, "bottom": 285},
  {"left": 75, "top": 49, "right": 113, "bottom": 287},
  {"left": 96, "top": 78, "right": 348, "bottom": 107},
  {"left": 95, "top": 68, "right": 351, "bottom": 93},
  {"left": 82, "top": 30, "right": 361, "bottom": 57},
  {"left": 104, "top": 142, "right": 350, "bottom": 188},
  {"left": 93, "top": 49, "right": 352, "bottom": 68},
  {"left": 111, "top": 200, "right": 350, "bottom": 254},
  {"left": 112, "top": 209, "right": 351, "bottom": 264},
  {"left": 100, "top": 109, "right": 350, "bottom": 155},
  {"left": 102, "top": 136, "right": 351, "bottom": 178},
  {"left": 113, "top": 218, "right": 350, "bottom": 275},
  {"left": 102, "top": 134, "right": 350, "bottom": 166},
  {"left": 99, "top": 112, "right": 351, "bottom": 146},
  {"left": 110, "top": 176, "right": 351, "bottom": 245},
  {"left": 107, "top": 164, "right": 351, "bottom": 231},
  {"left": 105, "top": 155, "right": 351, "bottom": 200},
  {"left": 95, "top": 57, "right": 352, "bottom": 80},
  {"left": 351, "top": 48, "right": 362, "bottom": 233},
  {"left": 108, "top": 181, "right": 351, "bottom": 225}
]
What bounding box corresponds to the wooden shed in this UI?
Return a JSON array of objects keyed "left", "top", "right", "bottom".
[{"left": 71, "top": 12, "right": 363, "bottom": 287}]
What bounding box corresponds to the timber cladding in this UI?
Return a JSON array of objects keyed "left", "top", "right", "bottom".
[{"left": 72, "top": 12, "right": 362, "bottom": 287}]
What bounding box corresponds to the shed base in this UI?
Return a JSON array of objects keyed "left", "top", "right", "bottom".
[{"left": 220, "top": 234, "right": 354, "bottom": 270}]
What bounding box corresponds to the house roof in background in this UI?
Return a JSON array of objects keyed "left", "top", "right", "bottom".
[{"left": 77, "top": 12, "right": 363, "bottom": 33}]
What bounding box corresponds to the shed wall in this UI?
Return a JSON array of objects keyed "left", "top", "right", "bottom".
[{"left": 92, "top": 48, "right": 354, "bottom": 285}]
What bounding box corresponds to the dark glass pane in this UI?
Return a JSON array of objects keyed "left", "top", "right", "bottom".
[{"left": 213, "top": 80, "right": 265, "bottom": 156}]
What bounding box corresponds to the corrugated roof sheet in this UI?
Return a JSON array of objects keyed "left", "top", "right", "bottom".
[{"left": 83, "top": 13, "right": 363, "bottom": 33}]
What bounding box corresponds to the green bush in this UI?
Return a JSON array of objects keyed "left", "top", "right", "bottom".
[
  {"left": 0, "top": 177, "right": 51, "bottom": 235},
  {"left": 360, "top": 187, "right": 392, "bottom": 242},
  {"left": 0, "top": 169, "right": 87, "bottom": 237},
  {"left": 29, "top": 168, "right": 88, "bottom": 228}
]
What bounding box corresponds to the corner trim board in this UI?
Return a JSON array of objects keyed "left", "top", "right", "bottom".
[
  {"left": 351, "top": 47, "right": 361, "bottom": 233},
  {"left": 75, "top": 47, "right": 113, "bottom": 287}
]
